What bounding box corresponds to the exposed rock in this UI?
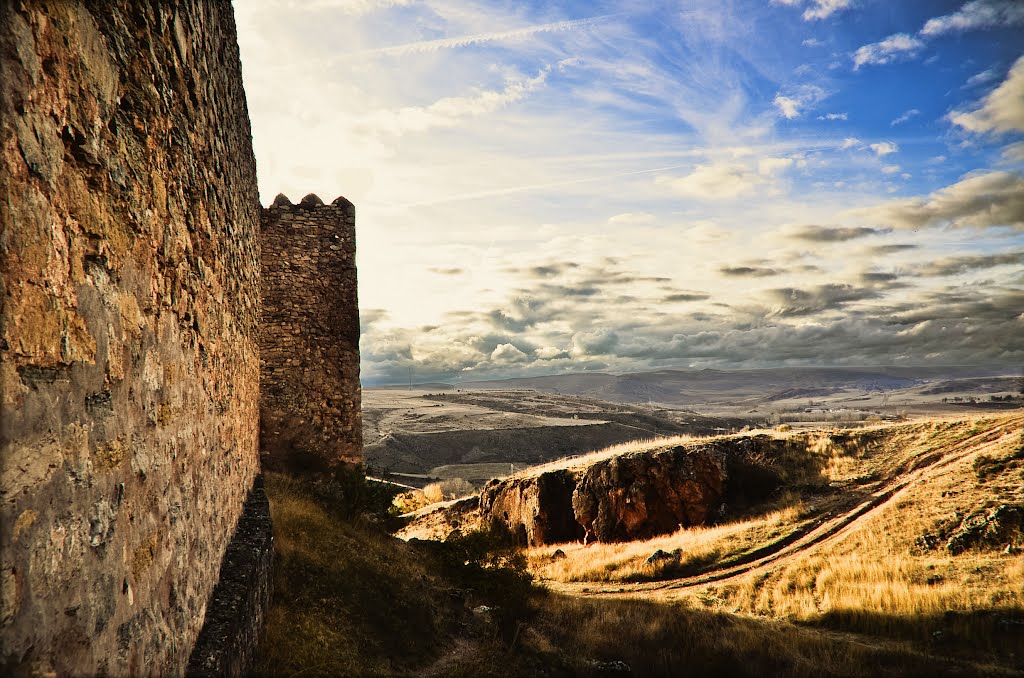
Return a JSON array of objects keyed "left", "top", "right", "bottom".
[
  {"left": 469, "top": 434, "right": 814, "bottom": 546},
  {"left": 645, "top": 549, "right": 681, "bottom": 565},
  {"left": 944, "top": 504, "right": 1022, "bottom": 555},
  {"left": 480, "top": 469, "right": 583, "bottom": 546},
  {"left": 918, "top": 503, "right": 1024, "bottom": 555},
  {"left": 591, "top": 659, "right": 632, "bottom": 674},
  {"left": 471, "top": 605, "right": 495, "bottom": 625},
  {"left": 574, "top": 445, "right": 730, "bottom": 543}
]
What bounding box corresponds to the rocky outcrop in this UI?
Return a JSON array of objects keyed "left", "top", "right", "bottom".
[
  {"left": 476, "top": 435, "right": 823, "bottom": 546},
  {"left": 919, "top": 503, "right": 1024, "bottom": 555},
  {"left": 573, "top": 445, "right": 730, "bottom": 543},
  {"left": 480, "top": 470, "right": 583, "bottom": 546}
]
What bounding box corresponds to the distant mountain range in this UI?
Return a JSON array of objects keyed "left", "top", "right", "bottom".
[{"left": 372, "top": 365, "right": 1014, "bottom": 409}]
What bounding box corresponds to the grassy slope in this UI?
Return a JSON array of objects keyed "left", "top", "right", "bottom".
[
  {"left": 255, "top": 414, "right": 1024, "bottom": 677},
  {"left": 528, "top": 414, "right": 1024, "bottom": 673}
]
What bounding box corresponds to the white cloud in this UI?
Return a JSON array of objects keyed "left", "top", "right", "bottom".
[
  {"left": 608, "top": 212, "right": 657, "bottom": 225},
  {"left": 772, "top": 85, "right": 827, "bottom": 119},
  {"left": 491, "top": 343, "right": 529, "bottom": 363},
  {"left": 1001, "top": 141, "right": 1024, "bottom": 164},
  {"left": 949, "top": 56, "right": 1024, "bottom": 135},
  {"left": 656, "top": 155, "right": 795, "bottom": 200},
  {"left": 803, "top": 0, "right": 855, "bottom": 21},
  {"left": 357, "top": 67, "right": 553, "bottom": 136},
  {"left": 683, "top": 221, "right": 730, "bottom": 242},
  {"left": 535, "top": 346, "right": 569, "bottom": 360},
  {"left": 920, "top": 0, "right": 1024, "bottom": 36},
  {"left": 881, "top": 164, "right": 901, "bottom": 174},
  {"left": 758, "top": 157, "right": 795, "bottom": 175},
  {"left": 818, "top": 112, "right": 848, "bottom": 120},
  {"left": 852, "top": 33, "right": 924, "bottom": 69},
  {"left": 657, "top": 158, "right": 792, "bottom": 200},
  {"left": 657, "top": 164, "right": 765, "bottom": 199},
  {"left": 773, "top": 96, "right": 802, "bottom": 119},
  {"left": 966, "top": 67, "right": 1000, "bottom": 87},
  {"left": 846, "top": 3, "right": 1021, "bottom": 73},
  {"left": 869, "top": 141, "right": 898, "bottom": 156},
  {"left": 890, "top": 109, "right": 920, "bottom": 125},
  {"left": 854, "top": 170, "right": 1024, "bottom": 230},
  {"left": 802, "top": 37, "right": 824, "bottom": 47},
  {"left": 570, "top": 329, "right": 619, "bottom": 357},
  {"left": 839, "top": 137, "right": 862, "bottom": 150}
]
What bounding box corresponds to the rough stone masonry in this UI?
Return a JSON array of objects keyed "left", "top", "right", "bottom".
[
  {"left": 260, "top": 193, "right": 362, "bottom": 470},
  {"left": 0, "top": 2, "right": 263, "bottom": 675}
]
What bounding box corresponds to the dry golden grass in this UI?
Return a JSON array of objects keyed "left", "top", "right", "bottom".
[
  {"left": 254, "top": 473, "right": 481, "bottom": 676},
  {"left": 530, "top": 500, "right": 809, "bottom": 582},
  {"left": 256, "top": 413, "right": 1024, "bottom": 676},
  {"left": 713, "top": 420, "right": 1024, "bottom": 627},
  {"left": 531, "top": 593, "right": 1015, "bottom": 677},
  {"left": 529, "top": 413, "right": 1024, "bottom": 670}
]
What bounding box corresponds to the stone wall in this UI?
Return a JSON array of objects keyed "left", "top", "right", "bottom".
[
  {"left": 186, "top": 477, "right": 273, "bottom": 678},
  {"left": 260, "top": 194, "right": 362, "bottom": 470},
  {"left": 0, "top": 2, "right": 261, "bottom": 675}
]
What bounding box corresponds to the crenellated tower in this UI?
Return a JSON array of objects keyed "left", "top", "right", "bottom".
[{"left": 259, "top": 193, "right": 362, "bottom": 471}]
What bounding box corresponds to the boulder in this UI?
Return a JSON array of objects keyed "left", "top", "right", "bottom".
[{"left": 945, "top": 504, "right": 1023, "bottom": 555}]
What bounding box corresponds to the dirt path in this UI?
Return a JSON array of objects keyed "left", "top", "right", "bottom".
[{"left": 548, "top": 423, "right": 1015, "bottom": 598}]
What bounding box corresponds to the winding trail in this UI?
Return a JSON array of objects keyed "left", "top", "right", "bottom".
[{"left": 547, "top": 420, "right": 1019, "bottom": 598}]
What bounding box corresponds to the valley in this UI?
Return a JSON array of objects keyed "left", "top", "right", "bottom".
[
  {"left": 363, "top": 366, "right": 1022, "bottom": 489},
  {"left": 396, "top": 412, "right": 1024, "bottom": 674}
]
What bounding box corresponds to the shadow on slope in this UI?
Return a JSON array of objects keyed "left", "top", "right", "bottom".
[{"left": 254, "top": 472, "right": 1016, "bottom": 677}]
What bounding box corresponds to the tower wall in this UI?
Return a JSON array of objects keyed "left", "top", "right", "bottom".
[{"left": 259, "top": 194, "right": 362, "bottom": 470}]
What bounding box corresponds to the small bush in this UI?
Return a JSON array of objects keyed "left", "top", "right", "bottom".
[
  {"left": 393, "top": 489, "right": 430, "bottom": 514},
  {"left": 422, "top": 483, "right": 445, "bottom": 504},
  {"left": 423, "top": 478, "right": 476, "bottom": 504},
  {"left": 303, "top": 469, "right": 406, "bottom": 527}
]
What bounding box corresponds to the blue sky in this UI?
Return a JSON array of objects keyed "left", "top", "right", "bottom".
[{"left": 234, "top": 0, "right": 1024, "bottom": 384}]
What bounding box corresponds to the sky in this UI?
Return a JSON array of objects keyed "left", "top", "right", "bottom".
[{"left": 233, "top": 0, "right": 1024, "bottom": 385}]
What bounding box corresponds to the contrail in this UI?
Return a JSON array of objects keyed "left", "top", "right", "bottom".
[
  {"left": 376, "top": 162, "right": 701, "bottom": 209},
  {"left": 342, "top": 14, "right": 616, "bottom": 59}
]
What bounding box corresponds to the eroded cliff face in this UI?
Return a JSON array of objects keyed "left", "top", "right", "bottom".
[
  {"left": 572, "top": 446, "right": 730, "bottom": 543},
  {"left": 480, "top": 470, "right": 582, "bottom": 547},
  {"left": 479, "top": 435, "right": 827, "bottom": 545},
  {"left": 0, "top": 2, "right": 261, "bottom": 675}
]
